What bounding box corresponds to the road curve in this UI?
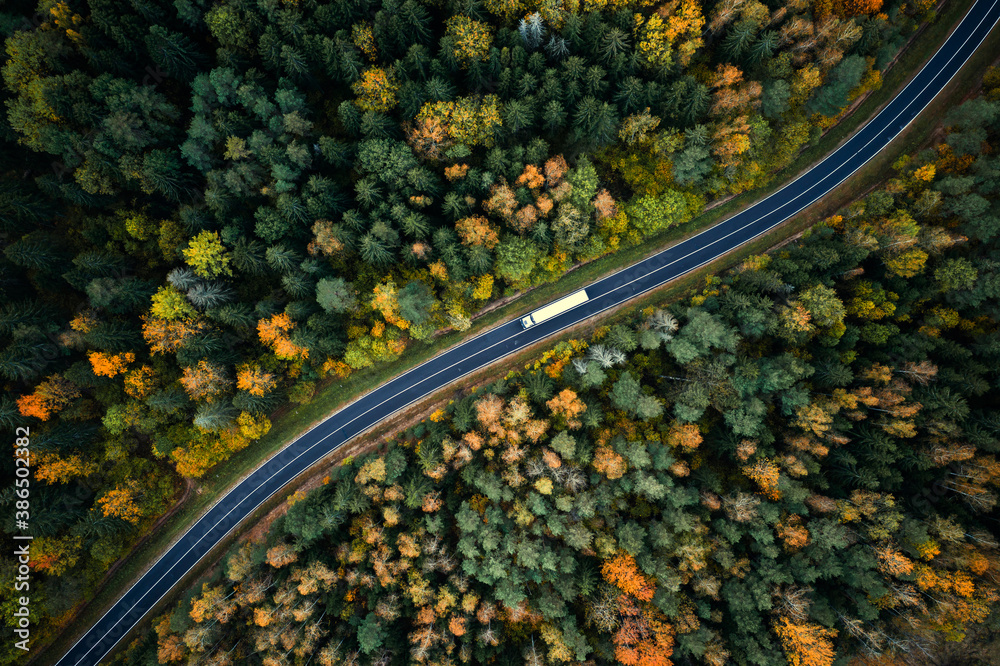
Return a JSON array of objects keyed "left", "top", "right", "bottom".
[{"left": 58, "top": 1, "right": 1000, "bottom": 663}]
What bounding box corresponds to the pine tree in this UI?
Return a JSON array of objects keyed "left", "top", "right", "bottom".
[
  {"left": 545, "top": 36, "right": 569, "bottom": 59},
  {"left": 519, "top": 13, "right": 546, "bottom": 50},
  {"left": 145, "top": 25, "right": 206, "bottom": 80},
  {"left": 187, "top": 282, "right": 233, "bottom": 309},
  {"left": 193, "top": 401, "right": 238, "bottom": 431},
  {"left": 0, "top": 300, "right": 56, "bottom": 335},
  {"left": 140, "top": 150, "right": 190, "bottom": 201},
  {"left": 265, "top": 244, "right": 301, "bottom": 274},
  {"left": 232, "top": 238, "right": 267, "bottom": 275},
  {"left": 4, "top": 234, "right": 65, "bottom": 272},
  {"left": 360, "top": 233, "right": 395, "bottom": 268}
]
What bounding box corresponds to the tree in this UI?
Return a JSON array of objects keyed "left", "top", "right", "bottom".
[
  {"left": 635, "top": 395, "right": 663, "bottom": 420},
  {"left": 840, "top": 0, "right": 884, "bottom": 15},
  {"left": 456, "top": 216, "right": 500, "bottom": 249},
  {"left": 885, "top": 248, "right": 929, "bottom": 278},
  {"left": 742, "top": 458, "right": 781, "bottom": 500},
  {"left": 610, "top": 372, "right": 642, "bottom": 414},
  {"left": 398, "top": 280, "right": 436, "bottom": 326},
  {"left": 806, "top": 56, "right": 867, "bottom": 116},
  {"left": 407, "top": 117, "right": 453, "bottom": 160},
  {"left": 625, "top": 190, "right": 699, "bottom": 238},
  {"left": 494, "top": 236, "right": 541, "bottom": 286},
  {"left": 183, "top": 231, "right": 232, "bottom": 278},
  {"left": 665, "top": 423, "right": 702, "bottom": 451},
  {"left": 416, "top": 96, "right": 503, "bottom": 148},
  {"left": 316, "top": 277, "right": 357, "bottom": 313},
  {"left": 773, "top": 617, "right": 838, "bottom": 666},
  {"left": 89, "top": 351, "right": 135, "bottom": 378},
  {"left": 145, "top": 25, "right": 206, "bottom": 80},
  {"left": 17, "top": 375, "right": 81, "bottom": 421},
  {"left": 141, "top": 150, "right": 190, "bottom": 201},
  {"left": 187, "top": 282, "right": 232, "bottom": 310},
  {"left": 35, "top": 452, "right": 98, "bottom": 484},
  {"left": 193, "top": 401, "right": 238, "bottom": 431},
  {"left": 31, "top": 535, "right": 84, "bottom": 577},
  {"left": 445, "top": 16, "right": 493, "bottom": 67},
  {"left": 0, "top": 301, "right": 57, "bottom": 336},
  {"left": 151, "top": 286, "right": 197, "bottom": 320},
  {"left": 762, "top": 80, "right": 791, "bottom": 118},
  {"left": 98, "top": 485, "right": 143, "bottom": 525},
  {"left": 547, "top": 388, "right": 586, "bottom": 426},
  {"left": 668, "top": 309, "right": 738, "bottom": 363},
  {"left": 352, "top": 67, "right": 399, "bottom": 112},
  {"left": 944, "top": 98, "right": 999, "bottom": 131},
  {"left": 934, "top": 257, "right": 978, "bottom": 292},
  {"left": 236, "top": 364, "right": 276, "bottom": 396},
  {"left": 553, "top": 204, "right": 590, "bottom": 250},
  {"left": 266, "top": 543, "right": 298, "bottom": 568},
  {"left": 601, "top": 552, "right": 655, "bottom": 601},
  {"left": 180, "top": 361, "right": 230, "bottom": 401},
  {"left": 143, "top": 316, "right": 205, "bottom": 355},
  {"left": 572, "top": 97, "right": 619, "bottom": 146},
  {"left": 518, "top": 12, "right": 547, "bottom": 49},
  {"left": 798, "top": 284, "right": 846, "bottom": 329},
  {"left": 258, "top": 313, "right": 309, "bottom": 361},
  {"left": 358, "top": 613, "right": 388, "bottom": 653},
  {"left": 633, "top": 1, "right": 705, "bottom": 70}
]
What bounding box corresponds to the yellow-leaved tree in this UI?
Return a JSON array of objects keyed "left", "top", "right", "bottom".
[
  {"left": 352, "top": 67, "right": 399, "bottom": 112},
  {"left": 445, "top": 16, "right": 493, "bottom": 67},
  {"left": 183, "top": 230, "right": 232, "bottom": 278}
]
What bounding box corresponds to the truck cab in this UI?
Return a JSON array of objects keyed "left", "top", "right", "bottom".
[{"left": 521, "top": 315, "right": 535, "bottom": 329}]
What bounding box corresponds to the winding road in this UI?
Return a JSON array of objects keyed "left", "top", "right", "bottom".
[{"left": 57, "top": 0, "right": 1000, "bottom": 662}]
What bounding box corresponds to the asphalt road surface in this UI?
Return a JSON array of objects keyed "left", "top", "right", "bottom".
[{"left": 57, "top": 0, "right": 1000, "bottom": 663}]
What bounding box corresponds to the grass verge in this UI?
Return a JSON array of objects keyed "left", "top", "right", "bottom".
[{"left": 37, "top": 0, "right": 989, "bottom": 661}]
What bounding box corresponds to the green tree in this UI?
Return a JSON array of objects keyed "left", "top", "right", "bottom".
[
  {"left": 798, "top": 284, "right": 846, "bottom": 328},
  {"left": 806, "top": 56, "right": 867, "bottom": 116},
  {"left": 761, "top": 79, "right": 790, "bottom": 118},
  {"left": 145, "top": 26, "right": 206, "bottom": 80},
  {"left": 398, "top": 280, "right": 436, "bottom": 326},
  {"left": 626, "top": 190, "right": 699, "bottom": 238},
  {"left": 357, "top": 613, "right": 387, "bottom": 654},
  {"left": 494, "top": 236, "right": 541, "bottom": 286},
  {"left": 935, "top": 257, "right": 978, "bottom": 292},
  {"left": 610, "top": 372, "right": 642, "bottom": 413},
  {"left": 668, "top": 308, "right": 739, "bottom": 364},
  {"left": 316, "top": 278, "right": 357, "bottom": 313}
]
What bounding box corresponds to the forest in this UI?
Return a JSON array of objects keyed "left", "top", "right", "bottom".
[
  {"left": 0, "top": 0, "right": 951, "bottom": 658},
  {"left": 117, "top": 82, "right": 1000, "bottom": 665}
]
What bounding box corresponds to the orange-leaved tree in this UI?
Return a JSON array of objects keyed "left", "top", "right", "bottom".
[
  {"left": 456, "top": 216, "right": 500, "bottom": 249},
  {"left": 258, "top": 312, "right": 309, "bottom": 361},
  {"left": 17, "top": 374, "right": 81, "bottom": 421},
  {"left": 665, "top": 422, "right": 702, "bottom": 451},
  {"left": 180, "top": 360, "right": 230, "bottom": 401},
  {"left": 34, "top": 452, "right": 98, "bottom": 484},
  {"left": 773, "top": 617, "right": 838, "bottom": 666},
  {"left": 614, "top": 594, "right": 676, "bottom": 666},
  {"left": 546, "top": 388, "right": 587, "bottom": 427},
  {"left": 602, "top": 552, "right": 655, "bottom": 602},
  {"left": 236, "top": 362, "right": 277, "bottom": 396},
  {"left": 88, "top": 351, "right": 135, "bottom": 377},
  {"left": 98, "top": 485, "right": 144, "bottom": 525},
  {"left": 352, "top": 67, "right": 399, "bottom": 112}
]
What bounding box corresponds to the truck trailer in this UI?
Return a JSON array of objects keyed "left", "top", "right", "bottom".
[{"left": 520, "top": 289, "right": 589, "bottom": 329}]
